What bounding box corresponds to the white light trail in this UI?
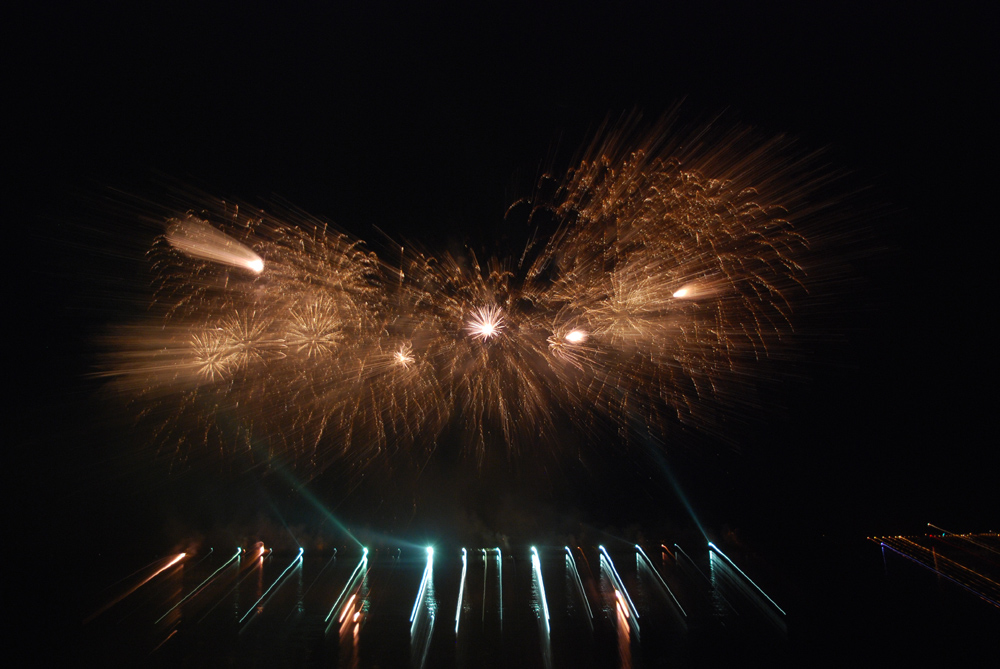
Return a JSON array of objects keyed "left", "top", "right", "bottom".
[
  {"left": 599, "top": 546, "right": 639, "bottom": 628},
  {"left": 636, "top": 544, "right": 686, "bottom": 617},
  {"left": 455, "top": 548, "right": 468, "bottom": 634},
  {"left": 410, "top": 547, "right": 434, "bottom": 626},
  {"left": 565, "top": 546, "right": 594, "bottom": 622},
  {"left": 166, "top": 215, "right": 264, "bottom": 273},
  {"left": 530, "top": 546, "right": 551, "bottom": 632},
  {"left": 708, "top": 542, "right": 785, "bottom": 615},
  {"left": 239, "top": 548, "right": 304, "bottom": 624},
  {"left": 325, "top": 548, "right": 368, "bottom": 624},
  {"left": 156, "top": 548, "right": 242, "bottom": 624}
]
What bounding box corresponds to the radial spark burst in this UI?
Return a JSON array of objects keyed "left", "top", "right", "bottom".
[
  {"left": 466, "top": 306, "right": 505, "bottom": 341},
  {"left": 101, "top": 122, "right": 818, "bottom": 475}
]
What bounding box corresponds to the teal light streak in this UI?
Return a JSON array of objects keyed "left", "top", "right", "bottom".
[
  {"left": 325, "top": 548, "right": 368, "bottom": 624},
  {"left": 409, "top": 548, "right": 434, "bottom": 627},
  {"left": 564, "top": 546, "right": 593, "bottom": 621},
  {"left": 481, "top": 549, "right": 488, "bottom": 625},
  {"left": 635, "top": 545, "right": 686, "bottom": 617},
  {"left": 495, "top": 547, "right": 503, "bottom": 626},
  {"left": 239, "top": 548, "right": 304, "bottom": 624},
  {"left": 264, "top": 460, "right": 363, "bottom": 548},
  {"left": 156, "top": 548, "right": 242, "bottom": 624},
  {"left": 455, "top": 548, "right": 467, "bottom": 634},
  {"left": 530, "top": 547, "right": 551, "bottom": 632},
  {"left": 708, "top": 542, "right": 785, "bottom": 615},
  {"left": 599, "top": 546, "right": 639, "bottom": 622}
]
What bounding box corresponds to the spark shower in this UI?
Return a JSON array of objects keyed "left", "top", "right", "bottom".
[{"left": 102, "top": 122, "right": 819, "bottom": 476}]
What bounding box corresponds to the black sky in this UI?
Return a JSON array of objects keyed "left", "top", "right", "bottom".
[{"left": 10, "top": 3, "right": 997, "bottom": 546}]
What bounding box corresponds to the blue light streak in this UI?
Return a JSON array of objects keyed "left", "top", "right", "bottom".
[{"left": 881, "top": 541, "right": 1000, "bottom": 608}]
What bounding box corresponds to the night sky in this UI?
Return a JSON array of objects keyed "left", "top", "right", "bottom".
[{"left": 11, "top": 3, "right": 996, "bottom": 558}]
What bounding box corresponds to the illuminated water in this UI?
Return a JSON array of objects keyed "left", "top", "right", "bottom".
[
  {"left": 74, "top": 531, "right": 1000, "bottom": 667},
  {"left": 79, "top": 542, "right": 799, "bottom": 667}
]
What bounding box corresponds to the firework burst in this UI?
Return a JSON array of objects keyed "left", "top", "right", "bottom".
[
  {"left": 466, "top": 306, "right": 506, "bottom": 341},
  {"left": 100, "top": 122, "right": 818, "bottom": 476}
]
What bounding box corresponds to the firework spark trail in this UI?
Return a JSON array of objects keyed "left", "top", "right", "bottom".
[
  {"left": 165, "top": 214, "right": 264, "bottom": 273},
  {"left": 100, "top": 124, "right": 814, "bottom": 474}
]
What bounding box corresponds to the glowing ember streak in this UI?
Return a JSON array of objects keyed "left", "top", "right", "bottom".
[
  {"left": 156, "top": 548, "right": 242, "bottom": 624},
  {"left": 84, "top": 553, "right": 187, "bottom": 624},
  {"left": 326, "top": 550, "right": 368, "bottom": 627},
  {"left": 166, "top": 214, "right": 264, "bottom": 273},
  {"left": 465, "top": 305, "right": 505, "bottom": 341},
  {"left": 340, "top": 594, "right": 357, "bottom": 623},
  {"left": 600, "top": 546, "right": 639, "bottom": 628}
]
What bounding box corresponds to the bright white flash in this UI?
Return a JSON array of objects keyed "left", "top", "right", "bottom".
[
  {"left": 672, "top": 286, "right": 691, "bottom": 298},
  {"left": 394, "top": 343, "right": 415, "bottom": 367},
  {"left": 466, "top": 305, "right": 505, "bottom": 341},
  {"left": 564, "top": 329, "right": 588, "bottom": 344},
  {"left": 166, "top": 215, "right": 264, "bottom": 273}
]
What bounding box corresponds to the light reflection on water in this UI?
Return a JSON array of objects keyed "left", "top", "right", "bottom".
[
  {"left": 83, "top": 543, "right": 792, "bottom": 667},
  {"left": 530, "top": 547, "right": 553, "bottom": 669},
  {"left": 410, "top": 549, "right": 436, "bottom": 669}
]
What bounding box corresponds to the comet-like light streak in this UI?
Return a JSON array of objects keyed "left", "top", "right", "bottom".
[{"left": 166, "top": 214, "right": 264, "bottom": 273}]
